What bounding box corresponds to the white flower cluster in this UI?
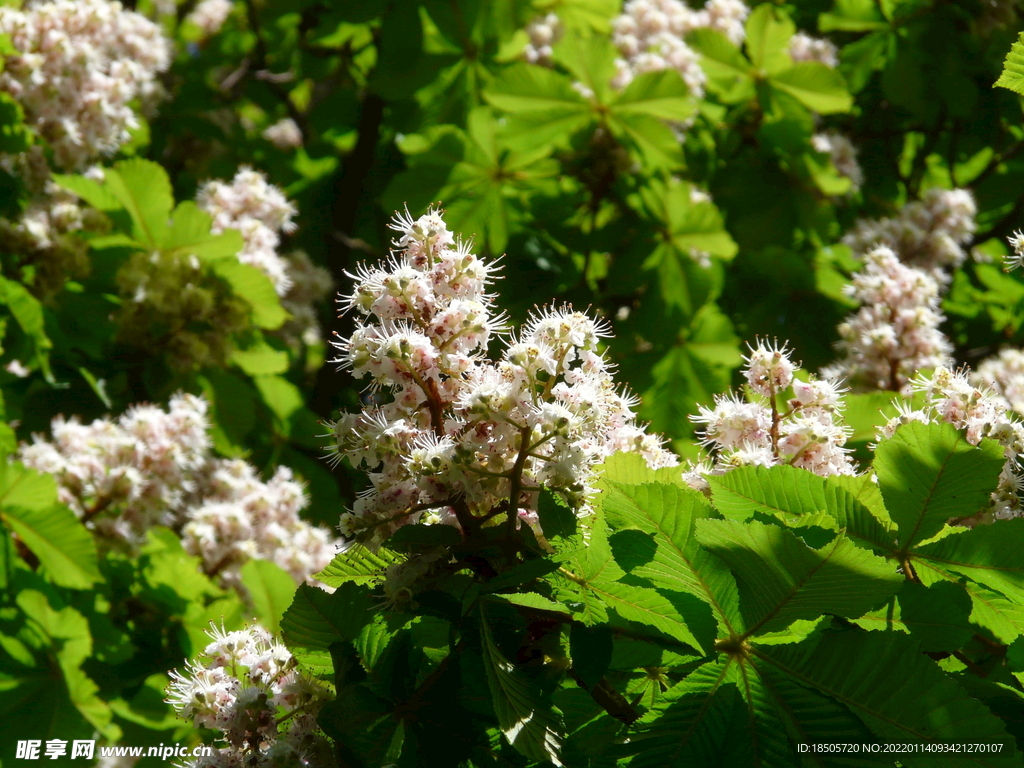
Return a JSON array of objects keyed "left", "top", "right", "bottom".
[
  {"left": 822, "top": 246, "right": 953, "bottom": 393},
  {"left": 974, "top": 348, "right": 1024, "bottom": 415},
  {"left": 166, "top": 624, "right": 334, "bottom": 768},
  {"left": 0, "top": 0, "right": 171, "bottom": 171},
  {"left": 684, "top": 339, "right": 854, "bottom": 491},
  {"left": 787, "top": 31, "right": 839, "bottom": 67},
  {"left": 524, "top": 12, "right": 563, "bottom": 65},
  {"left": 182, "top": 460, "right": 336, "bottom": 590},
  {"left": 262, "top": 118, "right": 303, "bottom": 150},
  {"left": 17, "top": 393, "right": 338, "bottom": 588},
  {"left": 611, "top": 0, "right": 750, "bottom": 97},
  {"left": 812, "top": 131, "right": 863, "bottom": 192},
  {"left": 842, "top": 188, "right": 977, "bottom": 276},
  {"left": 329, "top": 206, "right": 676, "bottom": 548},
  {"left": 198, "top": 168, "right": 299, "bottom": 296},
  {"left": 879, "top": 367, "right": 1024, "bottom": 521},
  {"left": 186, "top": 0, "right": 233, "bottom": 38}
]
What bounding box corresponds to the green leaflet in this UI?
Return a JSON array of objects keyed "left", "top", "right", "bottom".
[
  {"left": 759, "top": 631, "right": 1022, "bottom": 761},
  {"left": 874, "top": 422, "right": 1005, "bottom": 550},
  {"left": 240, "top": 559, "right": 297, "bottom": 633},
  {"left": 480, "top": 615, "right": 564, "bottom": 766},
  {"left": 0, "top": 463, "right": 99, "bottom": 589},
  {"left": 708, "top": 464, "right": 897, "bottom": 552},
  {"left": 745, "top": 4, "right": 796, "bottom": 76},
  {"left": 315, "top": 545, "right": 399, "bottom": 588},
  {"left": 914, "top": 518, "right": 1024, "bottom": 605},
  {"left": 601, "top": 481, "right": 743, "bottom": 635},
  {"left": 769, "top": 62, "right": 853, "bottom": 114},
  {"left": 281, "top": 583, "right": 375, "bottom": 676},
  {"left": 695, "top": 519, "right": 900, "bottom": 636},
  {"left": 995, "top": 32, "right": 1024, "bottom": 95},
  {"left": 628, "top": 657, "right": 746, "bottom": 767}
]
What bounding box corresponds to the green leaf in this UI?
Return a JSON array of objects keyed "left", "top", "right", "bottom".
[
  {"left": 769, "top": 62, "right": 853, "bottom": 114},
  {"left": 744, "top": 4, "right": 795, "bottom": 75},
  {"left": 485, "top": 63, "right": 592, "bottom": 149},
  {"left": 230, "top": 337, "right": 289, "bottom": 375},
  {"left": 0, "top": 275, "right": 53, "bottom": 377},
  {"left": 602, "top": 481, "right": 742, "bottom": 635},
  {"left": 606, "top": 111, "right": 684, "bottom": 169},
  {"left": 759, "top": 630, "right": 1021, "bottom": 756},
  {"left": 209, "top": 259, "right": 287, "bottom": 329},
  {"left": 281, "top": 583, "right": 375, "bottom": 676},
  {"left": 874, "top": 421, "right": 1005, "bottom": 550},
  {"left": 596, "top": 451, "right": 689, "bottom": 487},
  {"left": 819, "top": 0, "right": 888, "bottom": 32},
  {"left": 695, "top": 520, "right": 900, "bottom": 635},
  {"left": 897, "top": 581, "right": 974, "bottom": 653},
  {"left": 0, "top": 464, "right": 99, "bottom": 589},
  {"left": 53, "top": 173, "right": 127, "bottom": 215},
  {"left": 101, "top": 158, "right": 174, "bottom": 248},
  {"left": 480, "top": 615, "right": 564, "bottom": 766},
  {"left": 995, "top": 33, "right": 1024, "bottom": 95},
  {"left": 914, "top": 519, "right": 1024, "bottom": 605},
  {"left": 610, "top": 69, "right": 695, "bottom": 122},
  {"left": 164, "top": 201, "right": 246, "bottom": 261},
  {"left": 485, "top": 592, "right": 570, "bottom": 615},
  {"left": 687, "top": 28, "right": 754, "bottom": 103},
  {"left": 537, "top": 490, "right": 578, "bottom": 541},
  {"left": 595, "top": 579, "right": 715, "bottom": 653},
  {"left": 708, "top": 464, "right": 897, "bottom": 552},
  {"left": 13, "top": 590, "right": 117, "bottom": 738},
  {"left": 552, "top": 30, "right": 616, "bottom": 104},
  {"left": 966, "top": 583, "right": 1024, "bottom": 645},
  {"left": 316, "top": 545, "right": 398, "bottom": 588},
  {"left": 240, "top": 559, "right": 298, "bottom": 633},
  {"left": 629, "top": 657, "right": 743, "bottom": 767}
]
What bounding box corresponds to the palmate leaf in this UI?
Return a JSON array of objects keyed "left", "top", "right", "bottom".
[
  {"left": 874, "top": 421, "right": 1005, "bottom": 550},
  {"left": 640, "top": 331, "right": 737, "bottom": 440},
  {"left": 695, "top": 520, "right": 900, "bottom": 636},
  {"left": 601, "top": 481, "right": 743, "bottom": 635},
  {"left": 480, "top": 615, "right": 564, "bottom": 766},
  {"left": 758, "top": 630, "right": 1022, "bottom": 763},
  {"left": 995, "top": 32, "right": 1024, "bottom": 95}
]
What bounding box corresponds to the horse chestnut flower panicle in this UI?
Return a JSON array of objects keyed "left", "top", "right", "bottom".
[
  {"left": 821, "top": 245, "right": 953, "bottom": 394},
  {"left": 17, "top": 393, "right": 338, "bottom": 590},
  {"left": 0, "top": 0, "right": 171, "bottom": 172},
  {"left": 328, "top": 205, "right": 676, "bottom": 548},
  {"left": 685, "top": 339, "right": 855, "bottom": 491},
  {"left": 166, "top": 623, "right": 334, "bottom": 767}
]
